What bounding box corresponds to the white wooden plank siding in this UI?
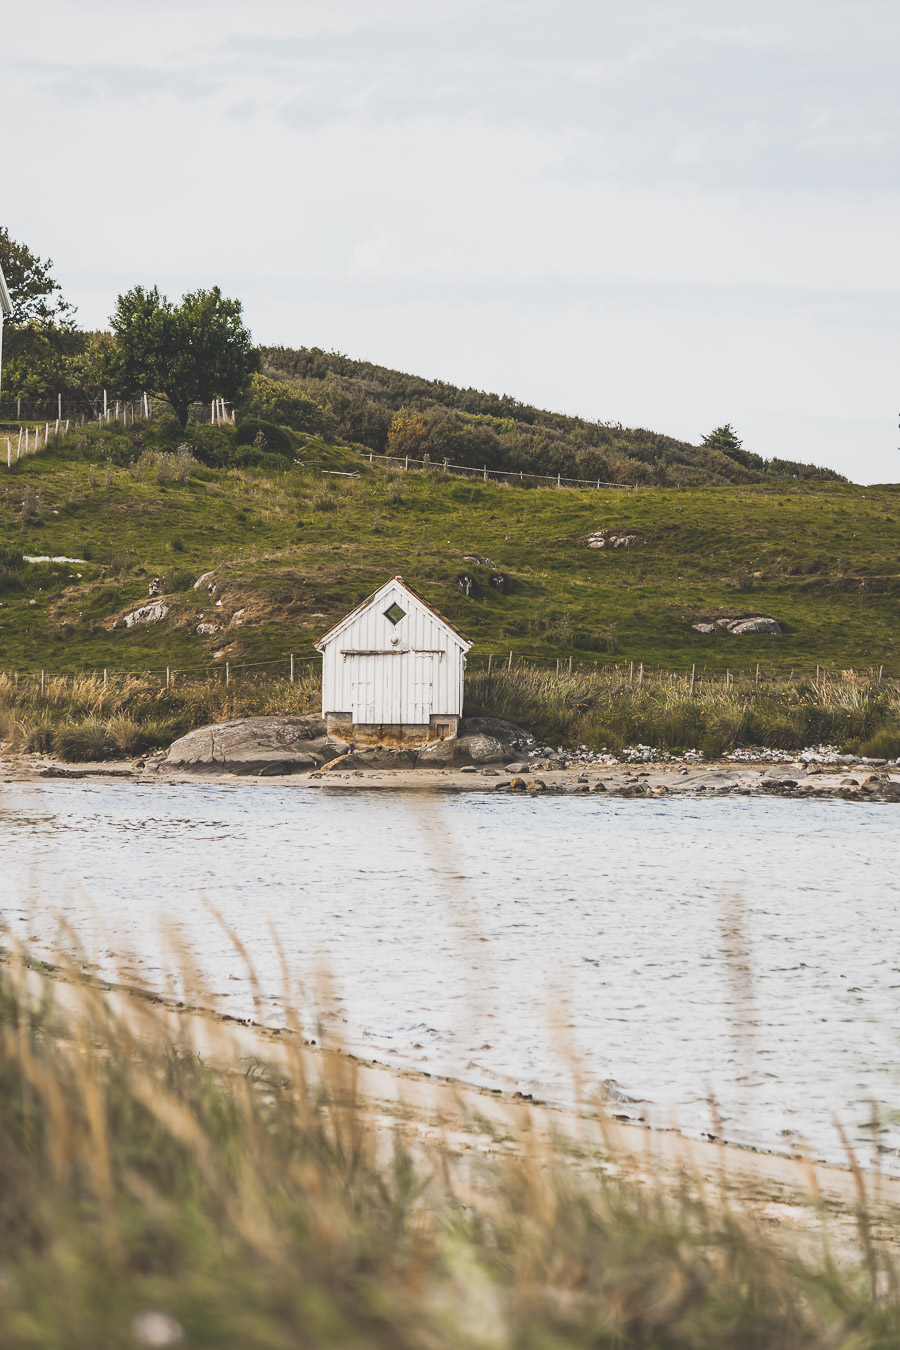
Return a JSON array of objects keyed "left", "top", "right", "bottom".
[{"left": 316, "top": 577, "right": 471, "bottom": 725}]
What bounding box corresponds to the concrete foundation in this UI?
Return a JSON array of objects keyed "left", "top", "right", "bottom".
[{"left": 325, "top": 713, "right": 459, "bottom": 748}]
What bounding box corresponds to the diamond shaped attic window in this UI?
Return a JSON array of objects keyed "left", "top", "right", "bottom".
[{"left": 384, "top": 602, "right": 406, "bottom": 625}]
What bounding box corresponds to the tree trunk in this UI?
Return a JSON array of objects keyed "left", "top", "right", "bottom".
[{"left": 169, "top": 396, "right": 189, "bottom": 429}]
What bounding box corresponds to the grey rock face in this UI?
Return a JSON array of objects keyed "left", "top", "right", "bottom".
[
  {"left": 117, "top": 601, "right": 169, "bottom": 628},
  {"left": 417, "top": 733, "right": 507, "bottom": 767},
  {"left": 163, "top": 715, "right": 330, "bottom": 775},
  {"left": 730, "top": 617, "right": 782, "bottom": 635},
  {"left": 458, "top": 717, "right": 534, "bottom": 751}
]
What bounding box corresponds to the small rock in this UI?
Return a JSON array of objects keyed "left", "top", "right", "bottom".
[
  {"left": 460, "top": 765, "right": 477, "bottom": 774},
  {"left": 132, "top": 1311, "right": 184, "bottom": 1347},
  {"left": 505, "top": 763, "right": 529, "bottom": 774},
  {"left": 509, "top": 776, "right": 527, "bottom": 791},
  {"left": 482, "top": 768, "right": 500, "bottom": 776},
  {"left": 591, "top": 781, "right": 607, "bottom": 792},
  {"left": 527, "top": 779, "right": 547, "bottom": 793}
]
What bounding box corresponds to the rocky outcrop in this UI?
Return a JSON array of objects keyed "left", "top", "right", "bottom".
[
  {"left": 582, "top": 529, "right": 642, "bottom": 549},
  {"left": 160, "top": 714, "right": 534, "bottom": 776},
  {"left": 161, "top": 715, "right": 333, "bottom": 775},
  {"left": 116, "top": 601, "right": 169, "bottom": 628},
  {"left": 692, "top": 615, "right": 782, "bottom": 635},
  {"left": 417, "top": 733, "right": 507, "bottom": 767}
]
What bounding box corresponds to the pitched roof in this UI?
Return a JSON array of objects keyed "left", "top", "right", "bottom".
[
  {"left": 315, "top": 575, "right": 472, "bottom": 652},
  {"left": 0, "top": 261, "right": 11, "bottom": 319}
]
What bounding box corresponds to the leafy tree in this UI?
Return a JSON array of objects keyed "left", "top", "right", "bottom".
[
  {"left": 0, "top": 228, "right": 78, "bottom": 405},
  {"left": 0, "top": 227, "right": 76, "bottom": 328},
  {"left": 110, "top": 285, "right": 259, "bottom": 428},
  {"left": 238, "top": 373, "right": 337, "bottom": 438}
]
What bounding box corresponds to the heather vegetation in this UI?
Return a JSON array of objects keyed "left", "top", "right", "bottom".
[{"left": 261, "top": 346, "right": 846, "bottom": 488}]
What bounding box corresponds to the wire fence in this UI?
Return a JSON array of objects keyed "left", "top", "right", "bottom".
[
  {"left": 0, "top": 398, "right": 236, "bottom": 468},
  {"left": 361, "top": 450, "right": 634, "bottom": 491},
  {"left": 2, "top": 654, "right": 895, "bottom": 693}
]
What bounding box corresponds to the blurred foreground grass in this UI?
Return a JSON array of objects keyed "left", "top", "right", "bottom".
[
  {"left": 2, "top": 663, "right": 899, "bottom": 760},
  {"left": 2, "top": 948, "right": 900, "bottom": 1348}
]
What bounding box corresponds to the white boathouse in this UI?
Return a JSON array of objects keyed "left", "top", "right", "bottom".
[{"left": 315, "top": 576, "right": 472, "bottom": 746}]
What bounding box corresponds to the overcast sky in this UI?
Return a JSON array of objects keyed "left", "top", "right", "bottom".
[{"left": 6, "top": 0, "right": 899, "bottom": 481}]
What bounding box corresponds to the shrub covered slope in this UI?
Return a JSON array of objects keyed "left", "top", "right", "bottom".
[{"left": 261, "top": 346, "right": 846, "bottom": 487}]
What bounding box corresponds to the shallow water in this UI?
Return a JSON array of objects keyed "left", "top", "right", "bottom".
[{"left": 2, "top": 779, "right": 899, "bottom": 1167}]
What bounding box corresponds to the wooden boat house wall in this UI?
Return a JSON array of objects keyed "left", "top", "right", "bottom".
[{"left": 315, "top": 576, "right": 472, "bottom": 746}]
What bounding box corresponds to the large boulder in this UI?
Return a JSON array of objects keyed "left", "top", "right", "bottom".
[
  {"left": 116, "top": 601, "right": 169, "bottom": 628},
  {"left": 162, "top": 715, "right": 331, "bottom": 775},
  {"left": 457, "top": 717, "right": 535, "bottom": 753},
  {"left": 729, "top": 617, "right": 781, "bottom": 635},
  {"left": 417, "top": 733, "right": 507, "bottom": 767}
]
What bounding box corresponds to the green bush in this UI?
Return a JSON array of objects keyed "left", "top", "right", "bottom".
[
  {"left": 53, "top": 717, "right": 117, "bottom": 761},
  {"left": 238, "top": 373, "right": 338, "bottom": 438},
  {"left": 235, "top": 418, "right": 295, "bottom": 457},
  {"left": 853, "top": 727, "right": 900, "bottom": 759}
]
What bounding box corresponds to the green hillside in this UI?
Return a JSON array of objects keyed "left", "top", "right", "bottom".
[
  {"left": 262, "top": 346, "right": 845, "bottom": 488},
  {"left": 0, "top": 418, "right": 897, "bottom": 677}
]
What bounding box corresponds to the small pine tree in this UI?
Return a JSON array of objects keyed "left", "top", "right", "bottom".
[{"left": 702, "top": 424, "right": 744, "bottom": 457}]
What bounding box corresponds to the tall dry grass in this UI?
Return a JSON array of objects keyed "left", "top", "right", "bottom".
[
  {"left": 0, "top": 943, "right": 897, "bottom": 1349},
  {"left": 1, "top": 665, "right": 899, "bottom": 761},
  {"left": 466, "top": 664, "right": 900, "bottom": 756},
  {"left": 0, "top": 669, "right": 323, "bottom": 760}
]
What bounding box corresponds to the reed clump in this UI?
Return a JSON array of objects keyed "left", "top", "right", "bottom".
[
  {"left": 0, "top": 949, "right": 897, "bottom": 1349},
  {"left": 0, "top": 669, "right": 323, "bottom": 760},
  {"left": 466, "top": 665, "right": 900, "bottom": 755}
]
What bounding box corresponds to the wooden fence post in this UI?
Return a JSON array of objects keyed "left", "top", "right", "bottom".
[
  {"left": 225, "top": 662, "right": 230, "bottom": 685},
  {"left": 40, "top": 671, "right": 45, "bottom": 695},
  {"left": 629, "top": 660, "right": 634, "bottom": 686},
  {"left": 690, "top": 663, "right": 696, "bottom": 696},
  {"left": 166, "top": 667, "right": 171, "bottom": 689},
  {"left": 568, "top": 655, "right": 573, "bottom": 675},
  {"left": 638, "top": 662, "right": 644, "bottom": 689},
  {"left": 507, "top": 651, "right": 513, "bottom": 670},
  {"left": 290, "top": 654, "right": 295, "bottom": 684}
]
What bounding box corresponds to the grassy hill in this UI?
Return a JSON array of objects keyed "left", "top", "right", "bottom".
[
  {"left": 262, "top": 346, "right": 845, "bottom": 488},
  {"left": 0, "top": 418, "right": 896, "bottom": 680}
]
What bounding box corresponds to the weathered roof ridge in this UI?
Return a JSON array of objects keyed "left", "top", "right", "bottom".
[{"left": 315, "top": 574, "right": 472, "bottom": 651}]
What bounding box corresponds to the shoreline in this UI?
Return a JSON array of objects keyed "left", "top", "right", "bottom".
[
  {"left": 18, "top": 956, "right": 900, "bottom": 1261},
  {"left": 4, "top": 752, "right": 900, "bottom": 802}
]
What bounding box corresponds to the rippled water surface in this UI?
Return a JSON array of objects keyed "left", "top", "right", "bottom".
[{"left": 2, "top": 779, "right": 899, "bottom": 1166}]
